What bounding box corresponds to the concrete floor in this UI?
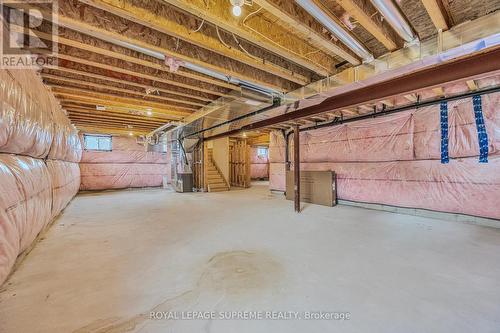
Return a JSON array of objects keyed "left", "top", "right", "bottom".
[{"left": 1, "top": 182, "right": 500, "bottom": 333}]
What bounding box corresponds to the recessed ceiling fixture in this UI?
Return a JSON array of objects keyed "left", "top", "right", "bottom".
[
  {"left": 230, "top": 0, "right": 244, "bottom": 17},
  {"left": 232, "top": 5, "right": 242, "bottom": 17},
  {"left": 146, "top": 110, "right": 153, "bottom": 116},
  {"left": 128, "top": 132, "right": 134, "bottom": 136},
  {"left": 96, "top": 105, "right": 106, "bottom": 111}
]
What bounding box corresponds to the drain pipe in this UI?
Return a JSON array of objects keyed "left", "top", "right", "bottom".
[
  {"left": 281, "top": 129, "right": 293, "bottom": 171},
  {"left": 370, "top": 0, "right": 417, "bottom": 44}
]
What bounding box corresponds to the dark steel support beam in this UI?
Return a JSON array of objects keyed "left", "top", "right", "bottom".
[
  {"left": 294, "top": 124, "right": 301, "bottom": 213},
  {"left": 244, "top": 48, "right": 500, "bottom": 130},
  {"left": 203, "top": 47, "right": 500, "bottom": 140}
]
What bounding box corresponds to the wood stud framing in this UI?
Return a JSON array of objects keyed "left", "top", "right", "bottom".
[{"left": 229, "top": 139, "right": 251, "bottom": 188}]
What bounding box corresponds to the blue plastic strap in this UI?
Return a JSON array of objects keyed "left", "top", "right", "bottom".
[
  {"left": 440, "top": 101, "right": 449, "bottom": 164},
  {"left": 472, "top": 95, "right": 489, "bottom": 163}
]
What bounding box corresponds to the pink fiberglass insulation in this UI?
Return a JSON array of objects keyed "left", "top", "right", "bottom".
[
  {"left": 250, "top": 147, "right": 269, "bottom": 179},
  {"left": 80, "top": 135, "right": 168, "bottom": 164},
  {"left": 0, "top": 66, "right": 82, "bottom": 286},
  {"left": 48, "top": 107, "right": 82, "bottom": 163},
  {"left": 80, "top": 163, "right": 167, "bottom": 190},
  {"left": 251, "top": 164, "right": 269, "bottom": 179},
  {"left": 269, "top": 92, "right": 500, "bottom": 219},
  {"left": 79, "top": 136, "right": 169, "bottom": 190},
  {"left": 0, "top": 69, "right": 82, "bottom": 162},
  {"left": 0, "top": 70, "right": 53, "bottom": 158},
  {"left": 0, "top": 154, "right": 52, "bottom": 285},
  {"left": 46, "top": 160, "right": 81, "bottom": 218}
]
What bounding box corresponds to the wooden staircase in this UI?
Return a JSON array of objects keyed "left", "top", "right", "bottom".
[{"left": 206, "top": 150, "right": 229, "bottom": 192}]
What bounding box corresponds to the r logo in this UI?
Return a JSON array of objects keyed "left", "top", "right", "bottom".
[{"left": 0, "top": 0, "right": 58, "bottom": 68}]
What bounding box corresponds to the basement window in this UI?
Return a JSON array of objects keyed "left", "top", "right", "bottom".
[
  {"left": 257, "top": 146, "right": 268, "bottom": 157},
  {"left": 83, "top": 134, "right": 112, "bottom": 151}
]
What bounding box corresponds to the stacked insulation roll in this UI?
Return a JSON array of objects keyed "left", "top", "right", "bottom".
[{"left": 0, "top": 69, "right": 82, "bottom": 285}]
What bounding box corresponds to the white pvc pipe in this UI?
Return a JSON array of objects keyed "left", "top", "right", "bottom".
[
  {"left": 370, "top": 0, "right": 417, "bottom": 43},
  {"left": 295, "top": 0, "right": 374, "bottom": 62}
]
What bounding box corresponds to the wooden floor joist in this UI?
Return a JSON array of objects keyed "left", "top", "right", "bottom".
[
  {"left": 75, "top": 125, "right": 150, "bottom": 136},
  {"left": 66, "top": 113, "right": 165, "bottom": 127},
  {"left": 63, "top": 105, "right": 172, "bottom": 122},
  {"left": 432, "top": 87, "right": 446, "bottom": 97},
  {"left": 158, "top": 0, "right": 341, "bottom": 76},
  {"left": 68, "top": 118, "right": 162, "bottom": 130},
  {"left": 253, "top": 0, "right": 362, "bottom": 62},
  {"left": 421, "top": 0, "right": 451, "bottom": 31},
  {"left": 66, "top": 109, "right": 168, "bottom": 123},
  {"left": 333, "top": 0, "right": 401, "bottom": 51},
  {"left": 69, "top": 115, "right": 158, "bottom": 127},
  {"left": 44, "top": 66, "right": 212, "bottom": 103},
  {"left": 53, "top": 7, "right": 290, "bottom": 92},
  {"left": 466, "top": 80, "right": 478, "bottom": 91},
  {"left": 70, "top": 119, "right": 157, "bottom": 131},
  {"left": 44, "top": 78, "right": 200, "bottom": 110},
  {"left": 27, "top": 28, "right": 239, "bottom": 91},
  {"left": 55, "top": 54, "right": 230, "bottom": 97},
  {"left": 14, "top": 1, "right": 294, "bottom": 92},
  {"left": 51, "top": 86, "right": 196, "bottom": 112},
  {"left": 79, "top": 0, "right": 311, "bottom": 86},
  {"left": 53, "top": 92, "right": 189, "bottom": 119},
  {"left": 60, "top": 102, "right": 178, "bottom": 120}
]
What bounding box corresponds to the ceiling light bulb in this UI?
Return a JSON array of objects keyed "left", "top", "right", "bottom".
[
  {"left": 232, "top": 5, "right": 242, "bottom": 17},
  {"left": 129, "top": 132, "right": 133, "bottom": 136},
  {"left": 146, "top": 111, "right": 153, "bottom": 116}
]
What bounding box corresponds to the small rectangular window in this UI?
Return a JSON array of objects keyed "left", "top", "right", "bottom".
[
  {"left": 257, "top": 146, "right": 268, "bottom": 157},
  {"left": 84, "top": 134, "right": 112, "bottom": 151}
]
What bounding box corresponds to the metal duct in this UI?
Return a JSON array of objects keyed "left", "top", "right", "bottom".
[
  {"left": 294, "top": 0, "right": 374, "bottom": 62},
  {"left": 370, "top": 0, "right": 417, "bottom": 43}
]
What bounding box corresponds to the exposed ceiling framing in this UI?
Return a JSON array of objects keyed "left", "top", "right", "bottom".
[
  {"left": 421, "top": 0, "right": 451, "bottom": 31},
  {"left": 331, "top": 0, "right": 402, "bottom": 50},
  {"left": 157, "top": 0, "right": 354, "bottom": 74},
  {"left": 5, "top": 0, "right": 497, "bottom": 135}
]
